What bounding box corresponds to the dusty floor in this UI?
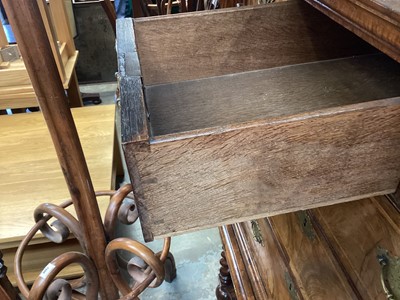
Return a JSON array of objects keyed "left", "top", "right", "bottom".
[{"left": 81, "top": 82, "right": 223, "bottom": 300}]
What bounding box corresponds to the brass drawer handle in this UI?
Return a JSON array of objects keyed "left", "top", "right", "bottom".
[
  {"left": 377, "top": 248, "right": 400, "bottom": 300},
  {"left": 378, "top": 255, "right": 395, "bottom": 300},
  {"left": 251, "top": 220, "right": 264, "bottom": 246}
]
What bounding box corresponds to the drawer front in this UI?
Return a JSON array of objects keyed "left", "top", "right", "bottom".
[{"left": 124, "top": 98, "right": 400, "bottom": 241}]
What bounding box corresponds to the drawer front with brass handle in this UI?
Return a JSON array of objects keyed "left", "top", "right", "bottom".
[{"left": 222, "top": 195, "right": 400, "bottom": 299}]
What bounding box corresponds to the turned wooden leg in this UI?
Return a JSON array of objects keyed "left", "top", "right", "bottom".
[{"left": 216, "top": 250, "right": 237, "bottom": 300}]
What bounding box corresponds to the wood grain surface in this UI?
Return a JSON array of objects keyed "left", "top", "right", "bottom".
[
  {"left": 233, "top": 221, "right": 294, "bottom": 299},
  {"left": 0, "top": 105, "right": 117, "bottom": 248},
  {"left": 313, "top": 196, "right": 400, "bottom": 299},
  {"left": 125, "top": 97, "right": 400, "bottom": 241},
  {"left": 304, "top": 0, "right": 400, "bottom": 62},
  {"left": 117, "top": 18, "right": 149, "bottom": 145},
  {"left": 222, "top": 196, "right": 400, "bottom": 298},
  {"left": 116, "top": 18, "right": 141, "bottom": 77},
  {"left": 146, "top": 54, "right": 400, "bottom": 135},
  {"left": 49, "top": 0, "right": 76, "bottom": 58},
  {"left": 134, "top": 0, "right": 375, "bottom": 85},
  {"left": 270, "top": 213, "right": 358, "bottom": 299}
]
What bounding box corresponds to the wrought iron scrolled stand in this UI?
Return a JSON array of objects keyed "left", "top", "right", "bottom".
[{"left": 14, "top": 184, "right": 176, "bottom": 300}]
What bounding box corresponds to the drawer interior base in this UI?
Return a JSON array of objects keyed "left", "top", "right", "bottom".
[{"left": 145, "top": 54, "right": 400, "bottom": 137}]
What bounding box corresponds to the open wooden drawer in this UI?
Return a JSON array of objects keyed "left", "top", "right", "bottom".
[{"left": 117, "top": 0, "right": 400, "bottom": 241}]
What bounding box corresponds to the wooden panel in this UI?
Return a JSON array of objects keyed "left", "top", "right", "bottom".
[
  {"left": 146, "top": 54, "right": 400, "bottom": 136},
  {"left": 0, "top": 105, "right": 116, "bottom": 248},
  {"left": 120, "top": 76, "right": 149, "bottom": 143},
  {"left": 134, "top": 0, "right": 375, "bottom": 85},
  {"left": 233, "top": 221, "right": 295, "bottom": 299},
  {"left": 0, "top": 85, "right": 37, "bottom": 109},
  {"left": 124, "top": 98, "right": 400, "bottom": 241},
  {"left": 313, "top": 196, "right": 400, "bottom": 299},
  {"left": 269, "top": 213, "right": 358, "bottom": 299},
  {"left": 0, "top": 67, "right": 31, "bottom": 88},
  {"left": 304, "top": 0, "right": 400, "bottom": 62},
  {"left": 2, "top": 239, "right": 83, "bottom": 286},
  {"left": 116, "top": 19, "right": 148, "bottom": 145},
  {"left": 0, "top": 85, "right": 34, "bottom": 95},
  {"left": 0, "top": 49, "right": 78, "bottom": 109},
  {"left": 0, "top": 94, "right": 37, "bottom": 110}
]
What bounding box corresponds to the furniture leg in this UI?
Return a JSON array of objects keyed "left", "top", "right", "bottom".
[{"left": 216, "top": 250, "right": 237, "bottom": 300}]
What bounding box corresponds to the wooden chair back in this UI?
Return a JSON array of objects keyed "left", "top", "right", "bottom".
[{"left": 0, "top": 0, "right": 77, "bottom": 111}]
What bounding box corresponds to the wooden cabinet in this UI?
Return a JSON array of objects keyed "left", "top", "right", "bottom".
[
  {"left": 118, "top": 0, "right": 400, "bottom": 242},
  {"left": 219, "top": 196, "right": 400, "bottom": 299},
  {"left": 216, "top": 1, "right": 400, "bottom": 299}
]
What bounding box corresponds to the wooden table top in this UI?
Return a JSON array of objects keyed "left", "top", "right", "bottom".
[{"left": 0, "top": 105, "right": 116, "bottom": 248}]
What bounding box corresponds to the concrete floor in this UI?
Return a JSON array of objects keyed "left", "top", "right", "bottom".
[{"left": 80, "top": 82, "right": 223, "bottom": 300}]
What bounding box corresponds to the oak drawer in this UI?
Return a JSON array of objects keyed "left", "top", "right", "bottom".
[{"left": 118, "top": 0, "right": 400, "bottom": 241}]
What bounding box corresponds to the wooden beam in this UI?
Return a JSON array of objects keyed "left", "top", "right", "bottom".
[
  {"left": 2, "top": 0, "right": 118, "bottom": 298},
  {"left": 37, "top": 0, "right": 66, "bottom": 83},
  {"left": 48, "top": 0, "right": 76, "bottom": 57}
]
